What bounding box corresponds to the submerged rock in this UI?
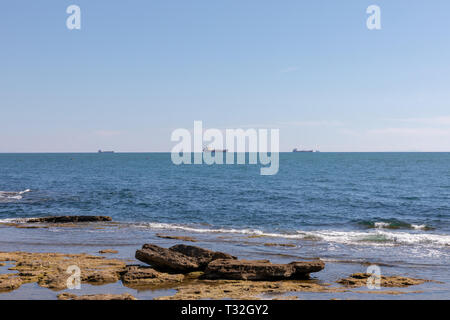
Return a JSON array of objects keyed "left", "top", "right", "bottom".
[
  {"left": 58, "top": 293, "right": 136, "bottom": 300},
  {"left": 156, "top": 234, "right": 198, "bottom": 242},
  {"left": 263, "top": 243, "right": 296, "bottom": 248},
  {"left": 203, "top": 259, "right": 325, "bottom": 280},
  {"left": 99, "top": 249, "right": 119, "bottom": 254},
  {"left": 27, "top": 216, "right": 112, "bottom": 223},
  {"left": 337, "top": 273, "right": 427, "bottom": 288}
]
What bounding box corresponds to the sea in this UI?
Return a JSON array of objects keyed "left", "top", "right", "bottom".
[{"left": 0, "top": 153, "right": 449, "bottom": 299}]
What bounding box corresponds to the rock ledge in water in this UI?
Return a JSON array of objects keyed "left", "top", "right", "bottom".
[
  {"left": 27, "top": 216, "right": 112, "bottom": 223},
  {"left": 121, "top": 265, "right": 184, "bottom": 287},
  {"left": 337, "top": 273, "right": 427, "bottom": 287},
  {"left": 203, "top": 259, "right": 325, "bottom": 280},
  {"left": 0, "top": 275, "right": 22, "bottom": 292},
  {"left": 0, "top": 251, "right": 126, "bottom": 292},
  {"left": 135, "top": 244, "right": 324, "bottom": 281}
]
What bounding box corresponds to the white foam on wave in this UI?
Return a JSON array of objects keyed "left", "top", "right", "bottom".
[
  {"left": 297, "top": 229, "right": 450, "bottom": 247},
  {"left": 412, "top": 224, "right": 427, "bottom": 230},
  {"left": 0, "top": 217, "right": 32, "bottom": 223},
  {"left": 374, "top": 222, "right": 390, "bottom": 229},
  {"left": 137, "top": 222, "right": 450, "bottom": 247},
  {"left": 0, "top": 189, "right": 31, "bottom": 201}
]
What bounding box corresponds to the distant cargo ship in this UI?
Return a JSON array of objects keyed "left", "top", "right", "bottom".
[
  {"left": 292, "top": 148, "right": 314, "bottom": 152},
  {"left": 98, "top": 150, "right": 114, "bottom": 153}
]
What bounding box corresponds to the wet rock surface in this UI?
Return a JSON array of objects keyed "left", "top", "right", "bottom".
[
  {"left": 0, "top": 274, "right": 22, "bottom": 292},
  {"left": 337, "top": 273, "right": 427, "bottom": 287},
  {"left": 0, "top": 251, "right": 126, "bottom": 291},
  {"left": 99, "top": 249, "right": 119, "bottom": 254},
  {"left": 156, "top": 279, "right": 341, "bottom": 300},
  {"left": 121, "top": 265, "right": 184, "bottom": 287},
  {"left": 58, "top": 293, "right": 136, "bottom": 300}
]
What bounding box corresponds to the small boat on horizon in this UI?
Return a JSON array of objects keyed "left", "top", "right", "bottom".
[{"left": 98, "top": 150, "right": 115, "bottom": 153}]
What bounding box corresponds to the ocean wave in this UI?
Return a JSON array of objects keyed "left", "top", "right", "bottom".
[
  {"left": 296, "top": 229, "right": 450, "bottom": 247},
  {"left": 136, "top": 222, "right": 450, "bottom": 247},
  {"left": 0, "top": 189, "right": 31, "bottom": 202},
  {"left": 2, "top": 217, "right": 448, "bottom": 247},
  {"left": 0, "top": 217, "right": 33, "bottom": 223},
  {"left": 358, "top": 219, "right": 433, "bottom": 231}
]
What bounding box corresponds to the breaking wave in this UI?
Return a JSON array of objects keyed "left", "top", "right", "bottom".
[
  {"left": 136, "top": 222, "right": 450, "bottom": 247},
  {"left": 0, "top": 189, "right": 31, "bottom": 202},
  {"left": 358, "top": 219, "right": 434, "bottom": 231}
]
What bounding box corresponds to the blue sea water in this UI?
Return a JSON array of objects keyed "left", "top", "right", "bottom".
[{"left": 0, "top": 152, "right": 449, "bottom": 299}]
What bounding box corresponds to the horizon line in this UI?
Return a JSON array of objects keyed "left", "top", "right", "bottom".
[{"left": 1, "top": 151, "right": 450, "bottom": 154}]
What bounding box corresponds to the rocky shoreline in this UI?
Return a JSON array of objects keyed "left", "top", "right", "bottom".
[
  {"left": 0, "top": 243, "right": 431, "bottom": 300},
  {"left": 0, "top": 216, "right": 435, "bottom": 300}
]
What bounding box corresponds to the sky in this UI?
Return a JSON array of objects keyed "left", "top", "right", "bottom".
[{"left": 1, "top": 0, "right": 450, "bottom": 152}]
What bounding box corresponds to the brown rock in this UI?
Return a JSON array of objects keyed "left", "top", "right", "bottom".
[
  {"left": 203, "top": 259, "right": 325, "bottom": 280},
  {"left": 136, "top": 244, "right": 200, "bottom": 272},
  {"left": 0, "top": 275, "right": 22, "bottom": 292},
  {"left": 156, "top": 279, "right": 341, "bottom": 300},
  {"left": 156, "top": 234, "right": 197, "bottom": 242},
  {"left": 121, "top": 265, "right": 183, "bottom": 287},
  {"left": 135, "top": 244, "right": 237, "bottom": 272},
  {"left": 1, "top": 251, "right": 126, "bottom": 291},
  {"left": 290, "top": 261, "right": 325, "bottom": 274},
  {"left": 337, "top": 273, "right": 427, "bottom": 288},
  {"left": 82, "top": 270, "right": 121, "bottom": 284},
  {"left": 38, "top": 272, "right": 69, "bottom": 290},
  {"left": 58, "top": 293, "right": 136, "bottom": 300},
  {"left": 99, "top": 249, "right": 119, "bottom": 254},
  {"left": 169, "top": 244, "right": 237, "bottom": 268},
  {"left": 27, "top": 216, "right": 112, "bottom": 223}
]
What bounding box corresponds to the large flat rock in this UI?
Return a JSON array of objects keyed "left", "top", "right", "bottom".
[
  {"left": 135, "top": 244, "right": 325, "bottom": 280},
  {"left": 135, "top": 244, "right": 237, "bottom": 272},
  {"left": 136, "top": 244, "right": 200, "bottom": 272}
]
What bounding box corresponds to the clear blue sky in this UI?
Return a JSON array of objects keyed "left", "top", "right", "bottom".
[{"left": 1, "top": 0, "right": 449, "bottom": 152}]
